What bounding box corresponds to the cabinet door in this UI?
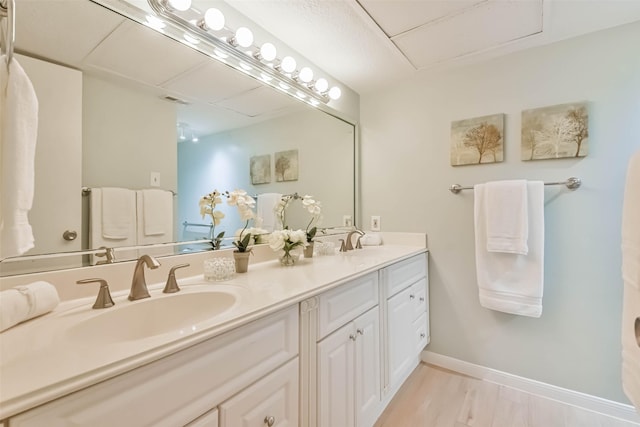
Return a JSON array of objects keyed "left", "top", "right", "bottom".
[
  {"left": 387, "top": 286, "right": 416, "bottom": 391},
  {"left": 219, "top": 358, "right": 298, "bottom": 427},
  {"left": 318, "top": 322, "right": 355, "bottom": 427},
  {"left": 354, "top": 308, "right": 381, "bottom": 427}
]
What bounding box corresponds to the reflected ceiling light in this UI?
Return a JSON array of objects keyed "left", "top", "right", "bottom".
[
  {"left": 280, "top": 56, "right": 296, "bottom": 73},
  {"left": 201, "top": 8, "right": 225, "bottom": 31},
  {"left": 298, "top": 67, "right": 313, "bottom": 83},
  {"left": 279, "top": 82, "right": 290, "bottom": 90},
  {"left": 183, "top": 33, "right": 199, "bottom": 44},
  {"left": 314, "top": 78, "right": 329, "bottom": 93},
  {"left": 233, "top": 27, "right": 253, "bottom": 48},
  {"left": 213, "top": 48, "right": 228, "bottom": 59},
  {"left": 259, "top": 42, "right": 277, "bottom": 62},
  {"left": 165, "top": 0, "right": 191, "bottom": 12},
  {"left": 328, "top": 86, "right": 342, "bottom": 100},
  {"left": 192, "top": 135, "right": 199, "bottom": 142},
  {"left": 145, "top": 15, "right": 166, "bottom": 30},
  {"left": 240, "top": 62, "right": 252, "bottom": 71},
  {"left": 260, "top": 73, "right": 273, "bottom": 81},
  {"left": 296, "top": 91, "right": 306, "bottom": 99}
]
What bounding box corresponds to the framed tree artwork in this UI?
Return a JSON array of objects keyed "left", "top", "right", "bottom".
[
  {"left": 274, "top": 149, "right": 299, "bottom": 182},
  {"left": 450, "top": 114, "right": 504, "bottom": 166},
  {"left": 250, "top": 154, "right": 271, "bottom": 185}
]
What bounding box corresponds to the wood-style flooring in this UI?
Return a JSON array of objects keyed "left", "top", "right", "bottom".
[{"left": 374, "top": 363, "right": 639, "bottom": 427}]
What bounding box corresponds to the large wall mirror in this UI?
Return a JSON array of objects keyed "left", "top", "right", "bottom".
[{"left": 0, "top": 0, "right": 355, "bottom": 276}]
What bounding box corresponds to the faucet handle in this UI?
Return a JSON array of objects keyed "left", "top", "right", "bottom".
[
  {"left": 338, "top": 239, "right": 347, "bottom": 252},
  {"left": 355, "top": 236, "right": 363, "bottom": 249},
  {"left": 77, "top": 278, "right": 115, "bottom": 309},
  {"left": 163, "top": 263, "right": 190, "bottom": 294}
]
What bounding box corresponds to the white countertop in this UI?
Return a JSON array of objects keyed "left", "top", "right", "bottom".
[{"left": 0, "top": 241, "right": 427, "bottom": 419}]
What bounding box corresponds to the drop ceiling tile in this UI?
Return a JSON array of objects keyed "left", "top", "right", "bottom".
[
  {"left": 215, "top": 86, "right": 301, "bottom": 117},
  {"left": 393, "top": 0, "right": 543, "bottom": 69},
  {"left": 16, "top": 0, "right": 124, "bottom": 67},
  {"left": 358, "top": 0, "right": 485, "bottom": 37},
  {"left": 161, "top": 61, "right": 262, "bottom": 104},
  {"left": 84, "top": 20, "right": 208, "bottom": 85}
]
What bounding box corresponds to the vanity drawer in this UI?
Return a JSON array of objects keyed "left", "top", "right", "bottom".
[
  {"left": 219, "top": 358, "right": 298, "bottom": 427},
  {"left": 414, "top": 312, "right": 429, "bottom": 352},
  {"left": 186, "top": 408, "right": 219, "bottom": 427},
  {"left": 411, "top": 278, "right": 428, "bottom": 319},
  {"left": 10, "top": 306, "right": 298, "bottom": 427},
  {"left": 384, "top": 253, "right": 427, "bottom": 297},
  {"left": 318, "top": 272, "right": 378, "bottom": 340}
]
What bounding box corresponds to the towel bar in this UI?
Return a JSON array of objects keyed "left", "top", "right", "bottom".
[{"left": 449, "top": 177, "right": 581, "bottom": 194}]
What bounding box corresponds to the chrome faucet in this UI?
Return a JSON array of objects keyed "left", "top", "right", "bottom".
[
  {"left": 129, "top": 254, "right": 161, "bottom": 301},
  {"left": 344, "top": 229, "right": 365, "bottom": 251}
]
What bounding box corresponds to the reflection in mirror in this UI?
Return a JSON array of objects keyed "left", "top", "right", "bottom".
[{"left": 0, "top": 0, "right": 355, "bottom": 276}]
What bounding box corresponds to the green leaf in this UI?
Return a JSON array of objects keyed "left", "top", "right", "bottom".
[
  {"left": 216, "top": 231, "right": 225, "bottom": 239},
  {"left": 308, "top": 227, "right": 317, "bottom": 240}
]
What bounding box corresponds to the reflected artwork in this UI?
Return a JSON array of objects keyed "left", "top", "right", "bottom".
[
  {"left": 250, "top": 154, "right": 271, "bottom": 184},
  {"left": 275, "top": 149, "right": 299, "bottom": 182},
  {"left": 521, "top": 102, "right": 589, "bottom": 160},
  {"left": 451, "top": 114, "right": 504, "bottom": 166}
]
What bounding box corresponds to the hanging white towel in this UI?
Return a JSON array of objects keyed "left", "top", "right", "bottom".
[
  {"left": 0, "top": 55, "right": 39, "bottom": 259},
  {"left": 89, "top": 188, "right": 137, "bottom": 263},
  {"left": 101, "top": 187, "right": 136, "bottom": 239},
  {"left": 474, "top": 181, "right": 545, "bottom": 317},
  {"left": 257, "top": 193, "right": 282, "bottom": 232},
  {"left": 135, "top": 189, "right": 174, "bottom": 257},
  {"left": 0, "top": 281, "right": 59, "bottom": 332},
  {"left": 484, "top": 180, "right": 529, "bottom": 255},
  {"left": 622, "top": 150, "right": 640, "bottom": 411}
]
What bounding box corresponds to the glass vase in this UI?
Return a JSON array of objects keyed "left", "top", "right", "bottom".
[{"left": 279, "top": 251, "right": 298, "bottom": 266}]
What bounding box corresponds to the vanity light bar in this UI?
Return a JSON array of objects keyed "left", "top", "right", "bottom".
[{"left": 146, "top": 0, "right": 340, "bottom": 105}]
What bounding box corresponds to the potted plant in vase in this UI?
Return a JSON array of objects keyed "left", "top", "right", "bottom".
[
  {"left": 301, "top": 195, "right": 322, "bottom": 258},
  {"left": 199, "top": 189, "right": 225, "bottom": 249},
  {"left": 227, "top": 189, "right": 256, "bottom": 273},
  {"left": 268, "top": 229, "right": 308, "bottom": 266}
]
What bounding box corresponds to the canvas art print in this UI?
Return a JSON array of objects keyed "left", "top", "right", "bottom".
[
  {"left": 521, "top": 102, "right": 589, "bottom": 160},
  {"left": 451, "top": 114, "right": 504, "bottom": 166},
  {"left": 275, "top": 149, "right": 299, "bottom": 182},
  {"left": 250, "top": 154, "right": 271, "bottom": 185}
]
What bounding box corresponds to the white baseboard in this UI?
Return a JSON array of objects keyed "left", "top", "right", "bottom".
[{"left": 421, "top": 351, "right": 640, "bottom": 424}]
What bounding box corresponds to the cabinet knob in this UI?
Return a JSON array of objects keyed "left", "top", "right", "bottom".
[
  {"left": 419, "top": 296, "right": 425, "bottom": 302},
  {"left": 409, "top": 294, "right": 415, "bottom": 300},
  {"left": 63, "top": 230, "right": 78, "bottom": 241},
  {"left": 356, "top": 328, "right": 364, "bottom": 335},
  {"left": 264, "top": 415, "right": 276, "bottom": 426},
  {"left": 349, "top": 334, "right": 357, "bottom": 341},
  {"left": 420, "top": 332, "right": 426, "bottom": 339}
]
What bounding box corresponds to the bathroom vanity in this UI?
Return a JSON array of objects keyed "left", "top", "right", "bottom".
[{"left": 0, "top": 235, "right": 428, "bottom": 427}]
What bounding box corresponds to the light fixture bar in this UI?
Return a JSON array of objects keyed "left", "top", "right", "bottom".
[{"left": 147, "top": 0, "right": 331, "bottom": 104}]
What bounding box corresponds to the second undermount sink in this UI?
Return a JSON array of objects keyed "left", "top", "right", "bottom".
[{"left": 66, "top": 291, "right": 238, "bottom": 343}]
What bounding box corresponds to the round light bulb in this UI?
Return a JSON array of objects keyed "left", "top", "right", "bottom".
[
  {"left": 298, "top": 67, "right": 313, "bottom": 83},
  {"left": 235, "top": 27, "right": 254, "bottom": 48},
  {"left": 314, "top": 78, "right": 329, "bottom": 93},
  {"left": 280, "top": 56, "right": 296, "bottom": 73},
  {"left": 328, "top": 86, "right": 342, "bottom": 100},
  {"left": 167, "top": 0, "right": 191, "bottom": 12},
  {"left": 203, "top": 8, "right": 225, "bottom": 31},
  {"left": 260, "top": 43, "right": 277, "bottom": 61}
]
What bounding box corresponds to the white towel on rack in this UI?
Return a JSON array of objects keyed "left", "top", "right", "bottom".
[
  {"left": 622, "top": 150, "right": 640, "bottom": 411},
  {"left": 485, "top": 180, "right": 529, "bottom": 255},
  {"left": 136, "top": 189, "right": 174, "bottom": 257},
  {"left": 0, "top": 281, "right": 60, "bottom": 332},
  {"left": 89, "top": 188, "right": 137, "bottom": 263},
  {"left": 101, "top": 187, "right": 136, "bottom": 239},
  {"left": 257, "top": 193, "right": 282, "bottom": 232},
  {"left": 0, "top": 55, "right": 39, "bottom": 259},
  {"left": 474, "top": 181, "right": 545, "bottom": 317}
]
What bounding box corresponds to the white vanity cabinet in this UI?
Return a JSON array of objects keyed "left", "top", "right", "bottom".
[
  {"left": 9, "top": 306, "right": 298, "bottom": 427},
  {"left": 382, "top": 253, "right": 429, "bottom": 394}
]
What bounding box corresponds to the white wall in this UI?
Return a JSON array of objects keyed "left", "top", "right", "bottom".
[
  {"left": 360, "top": 21, "right": 640, "bottom": 403},
  {"left": 178, "top": 109, "right": 355, "bottom": 241}
]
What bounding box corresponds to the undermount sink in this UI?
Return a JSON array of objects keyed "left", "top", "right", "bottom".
[{"left": 67, "top": 291, "right": 238, "bottom": 343}]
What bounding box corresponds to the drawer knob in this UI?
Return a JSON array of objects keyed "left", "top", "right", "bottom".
[
  {"left": 349, "top": 334, "right": 357, "bottom": 341},
  {"left": 264, "top": 415, "right": 276, "bottom": 426},
  {"left": 419, "top": 297, "right": 425, "bottom": 302},
  {"left": 356, "top": 328, "right": 364, "bottom": 335},
  {"left": 409, "top": 294, "right": 415, "bottom": 300},
  {"left": 420, "top": 332, "right": 426, "bottom": 339}
]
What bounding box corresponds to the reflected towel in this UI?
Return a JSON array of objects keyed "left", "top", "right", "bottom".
[
  {"left": 136, "top": 189, "right": 174, "bottom": 257},
  {"left": 0, "top": 55, "right": 39, "bottom": 258},
  {"left": 257, "top": 193, "right": 282, "bottom": 232},
  {"left": 622, "top": 150, "right": 640, "bottom": 411},
  {"left": 101, "top": 187, "right": 136, "bottom": 239},
  {"left": 485, "top": 180, "right": 529, "bottom": 255},
  {"left": 89, "top": 188, "right": 137, "bottom": 263},
  {"left": 474, "top": 181, "right": 544, "bottom": 317},
  {"left": 0, "top": 281, "right": 59, "bottom": 332}
]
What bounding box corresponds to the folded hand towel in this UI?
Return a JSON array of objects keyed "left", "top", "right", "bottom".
[
  {"left": 622, "top": 150, "right": 640, "bottom": 410},
  {"left": 101, "top": 187, "right": 136, "bottom": 240},
  {"left": 0, "top": 281, "right": 60, "bottom": 332},
  {"left": 0, "top": 55, "right": 39, "bottom": 259},
  {"left": 474, "top": 181, "right": 544, "bottom": 317},
  {"left": 138, "top": 189, "right": 173, "bottom": 236},
  {"left": 257, "top": 193, "right": 282, "bottom": 232},
  {"left": 89, "top": 188, "right": 138, "bottom": 263},
  {"left": 484, "top": 180, "right": 529, "bottom": 255}
]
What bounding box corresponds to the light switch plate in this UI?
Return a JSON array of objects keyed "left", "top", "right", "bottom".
[
  {"left": 150, "top": 172, "right": 161, "bottom": 187},
  {"left": 343, "top": 215, "right": 353, "bottom": 227},
  {"left": 371, "top": 216, "right": 381, "bottom": 231}
]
